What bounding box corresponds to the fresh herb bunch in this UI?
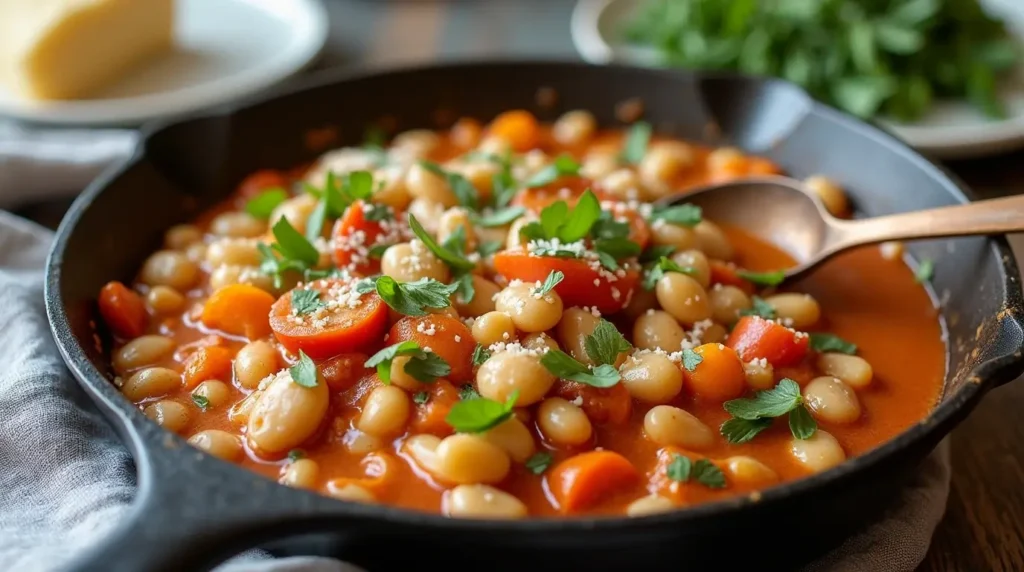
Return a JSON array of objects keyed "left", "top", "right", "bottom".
[{"left": 623, "top": 0, "right": 1020, "bottom": 121}]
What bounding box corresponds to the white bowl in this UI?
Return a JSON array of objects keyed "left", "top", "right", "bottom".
[{"left": 571, "top": 0, "right": 1024, "bottom": 159}]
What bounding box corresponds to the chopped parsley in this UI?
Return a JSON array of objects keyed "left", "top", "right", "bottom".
[
  {"left": 540, "top": 319, "right": 631, "bottom": 388},
  {"left": 525, "top": 451, "right": 554, "bottom": 475},
  {"left": 737, "top": 269, "right": 786, "bottom": 287},
  {"left": 358, "top": 276, "right": 457, "bottom": 317},
  {"left": 459, "top": 384, "right": 481, "bottom": 400},
  {"left": 520, "top": 189, "right": 602, "bottom": 245},
  {"left": 287, "top": 449, "right": 305, "bottom": 462},
  {"left": 303, "top": 170, "right": 374, "bottom": 241},
  {"left": 290, "top": 289, "right": 325, "bottom": 316},
  {"left": 472, "top": 344, "right": 491, "bottom": 367},
  {"left": 524, "top": 154, "right": 581, "bottom": 188},
  {"left": 915, "top": 258, "right": 935, "bottom": 283},
  {"left": 666, "top": 454, "right": 726, "bottom": 489},
  {"left": 445, "top": 390, "right": 519, "bottom": 433},
  {"left": 739, "top": 296, "right": 776, "bottom": 319},
  {"left": 413, "top": 391, "right": 430, "bottom": 405},
  {"left": 289, "top": 351, "right": 319, "bottom": 388},
  {"left": 680, "top": 348, "right": 703, "bottom": 372},
  {"left": 244, "top": 188, "right": 288, "bottom": 219},
  {"left": 191, "top": 394, "right": 210, "bottom": 411},
  {"left": 408, "top": 214, "right": 476, "bottom": 273},
  {"left": 534, "top": 270, "right": 565, "bottom": 298},
  {"left": 809, "top": 333, "right": 858, "bottom": 355},
  {"left": 650, "top": 203, "right": 702, "bottom": 227},
  {"left": 477, "top": 240, "right": 504, "bottom": 258},
  {"left": 257, "top": 218, "right": 321, "bottom": 289},
  {"left": 642, "top": 256, "right": 700, "bottom": 290},
  {"left": 639, "top": 244, "right": 677, "bottom": 263},
  {"left": 719, "top": 379, "right": 817, "bottom": 444},
  {"left": 583, "top": 320, "right": 632, "bottom": 366},
  {"left": 619, "top": 121, "right": 652, "bottom": 165},
  {"left": 364, "top": 340, "right": 451, "bottom": 384},
  {"left": 472, "top": 206, "right": 526, "bottom": 228},
  {"left": 420, "top": 160, "right": 480, "bottom": 211}
]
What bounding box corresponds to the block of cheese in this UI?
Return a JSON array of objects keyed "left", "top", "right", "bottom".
[{"left": 0, "top": 0, "right": 175, "bottom": 100}]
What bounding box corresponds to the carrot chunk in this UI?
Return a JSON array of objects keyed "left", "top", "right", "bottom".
[
  {"left": 726, "top": 316, "right": 809, "bottom": 367},
  {"left": 388, "top": 316, "right": 475, "bottom": 383},
  {"left": 409, "top": 380, "right": 460, "bottom": 437},
  {"left": 98, "top": 281, "right": 148, "bottom": 339},
  {"left": 548, "top": 451, "right": 639, "bottom": 514},
  {"left": 270, "top": 279, "right": 388, "bottom": 359},
  {"left": 202, "top": 284, "right": 275, "bottom": 340},
  {"left": 487, "top": 110, "right": 539, "bottom": 152},
  {"left": 684, "top": 342, "right": 747, "bottom": 402},
  {"left": 183, "top": 346, "right": 234, "bottom": 389}
]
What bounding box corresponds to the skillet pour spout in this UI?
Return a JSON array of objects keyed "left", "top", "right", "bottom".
[{"left": 45, "top": 61, "right": 1024, "bottom": 571}]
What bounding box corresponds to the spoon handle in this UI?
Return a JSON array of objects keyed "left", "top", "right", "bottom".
[{"left": 829, "top": 194, "right": 1024, "bottom": 250}]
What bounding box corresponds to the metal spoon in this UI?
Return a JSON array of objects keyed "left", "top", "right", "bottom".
[{"left": 655, "top": 175, "right": 1024, "bottom": 282}]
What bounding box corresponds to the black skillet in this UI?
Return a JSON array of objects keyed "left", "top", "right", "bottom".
[{"left": 45, "top": 61, "right": 1024, "bottom": 572}]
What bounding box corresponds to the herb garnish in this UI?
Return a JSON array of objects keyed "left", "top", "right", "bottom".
[
  {"left": 650, "top": 203, "right": 702, "bottom": 227},
  {"left": 413, "top": 391, "right": 430, "bottom": 405},
  {"left": 408, "top": 214, "right": 476, "bottom": 273},
  {"left": 420, "top": 160, "right": 480, "bottom": 211},
  {"left": 289, "top": 351, "right": 319, "bottom": 388},
  {"left": 191, "top": 394, "right": 210, "bottom": 411},
  {"left": 520, "top": 189, "right": 602, "bottom": 244},
  {"left": 524, "top": 154, "right": 581, "bottom": 188},
  {"left": 245, "top": 188, "right": 288, "bottom": 219},
  {"left": 364, "top": 340, "right": 451, "bottom": 384},
  {"left": 303, "top": 171, "right": 375, "bottom": 241},
  {"left": 680, "top": 348, "right": 703, "bottom": 372},
  {"left": 620, "top": 121, "right": 652, "bottom": 165},
  {"left": 540, "top": 319, "right": 631, "bottom": 388},
  {"left": 809, "top": 333, "right": 858, "bottom": 355},
  {"left": 445, "top": 390, "right": 519, "bottom": 433},
  {"left": 533, "top": 270, "right": 565, "bottom": 298},
  {"left": 739, "top": 296, "right": 776, "bottom": 319},
  {"left": 357, "top": 276, "right": 457, "bottom": 317},
  {"left": 737, "top": 269, "right": 786, "bottom": 287},
  {"left": 642, "top": 256, "right": 700, "bottom": 290},
  {"left": 525, "top": 451, "right": 554, "bottom": 475},
  {"left": 472, "top": 344, "right": 491, "bottom": 367},
  {"left": 719, "top": 379, "right": 817, "bottom": 444},
  {"left": 666, "top": 454, "right": 727, "bottom": 489},
  {"left": 915, "top": 258, "right": 935, "bottom": 283},
  {"left": 459, "top": 384, "right": 481, "bottom": 400},
  {"left": 291, "top": 289, "right": 325, "bottom": 316}
]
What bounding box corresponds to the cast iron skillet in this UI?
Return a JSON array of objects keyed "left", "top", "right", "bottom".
[{"left": 46, "top": 61, "right": 1024, "bottom": 572}]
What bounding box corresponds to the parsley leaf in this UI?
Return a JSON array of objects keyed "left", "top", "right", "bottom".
[
  {"left": 524, "top": 154, "right": 581, "bottom": 188},
  {"left": 477, "top": 240, "right": 504, "bottom": 258},
  {"left": 445, "top": 390, "right": 519, "bottom": 433},
  {"left": 408, "top": 214, "right": 476, "bottom": 273},
  {"left": 584, "top": 319, "right": 632, "bottom": 366},
  {"left": 441, "top": 225, "right": 468, "bottom": 255},
  {"left": 364, "top": 204, "right": 393, "bottom": 222},
  {"left": 788, "top": 404, "right": 818, "bottom": 440},
  {"left": 666, "top": 454, "right": 726, "bottom": 488},
  {"left": 364, "top": 340, "right": 451, "bottom": 384},
  {"left": 245, "top": 188, "right": 288, "bottom": 219},
  {"left": 373, "top": 276, "right": 457, "bottom": 317},
  {"left": 593, "top": 237, "right": 642, "bottom": 271},
  {"left": 191, "top": 394, "right": 210, "bottom": 411},
  {"left": 650, "top": 203, "right": 702, "bottom": 227},
  {"left": 739, "top": 296, "right": 776, "bottom": 319},
  {"left": 413, "top": 391, "right": 430, "bottom": 405},
  {"left": 720, "top": 417, "right": 774, "bottom": 444},
  {"left": 534, "top": 270, "right": 565, "bottom": 298},
  {"left": 620, "top": 121, "right": 651, "bottom": 165},
  {"left": 640, "top": 244, "right": 677, "bottom": 263},
  {"left": 809, "top": 333, "right": 858, "bottom": 355},
  {"left": 642, "top": 256, "right": 700, "bottom": 290},
  {"left": 473, "top": 206, "right": 526, "bottom": 228},
  {"left": 367, "top": 244, "right": 391, "bottom": 259},
  {"left": 737, "top": 269, "right": 786, "bottom": 286},
  {"left": 724, "top": 379, "right": 802, "bottom": 419},
  {"left": 289, "top": 351, "right": 319, "bottom": 387},
  {"left": 591, "top": 212, "right": 632, "bottom": 240},
  {"left": 290, "top": 289, "right": 325, "bottom": 316},
  {"left": 459, "top": 384, "right": 481, "bottom": 400},
  {"left": 681, "top": 348, "right": 703, "bottom": 372},
  {"left": 915, "top": 258, "right": 934, "bottom": 283},
  {"left": 420, "top": 160, "right": 480, "bottom": 210},
  {"left": 667, "top": 454, "right": 692, "bottom": 481},
  {"left": 270, "top": 217, "right": 320, "bottom": 267},
  {"left": 490, "top": 156, "right": 518, "bottom": 208},
  {"left": 472, "top": 344, "right": 491, "bottom": 367},
  {"left": 526, "top": 451, "right": 554, "bottom": 475},
  {"left": 540, "top": 350, "right": 621, "bottom": 388},
  {"left": 287, "top": 449, "right": 305, "bottom": 462},
  {"left": 452, "top": 272, "right": 476, "bottom": 304},
  {"left": 558, "top": 188, "right": 602, "bottom": 243}
]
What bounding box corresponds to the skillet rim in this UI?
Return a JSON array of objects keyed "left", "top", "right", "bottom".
[{"left": 44, "top": 59, "right": 1024, "bottom": 535}]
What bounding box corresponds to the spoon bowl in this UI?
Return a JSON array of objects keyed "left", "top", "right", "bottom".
[{"left": 657, "top": 176, "right": 1024, "bottom": 282}]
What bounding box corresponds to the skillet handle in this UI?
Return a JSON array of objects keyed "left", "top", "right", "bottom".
[{"left": 66, "top": 426, "right": 369, "bottom": 572}]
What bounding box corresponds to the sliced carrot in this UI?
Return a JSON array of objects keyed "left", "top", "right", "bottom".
[
  {"left": 553, "top": 380, "right": 632, "bottom": 425},
  {"left": 201, "top": 284, "right": 275, "bottom": 340},
  {"left": 388, "top": 315, "right": 475, "bottom": 382},
  {"left": 237, "top": 169, "right": 289, "bottom": 199},
  {"left": 320, "top": 352, "right": 372, "bottom": 392},
  {"left": 98, "top": 281, "right": 147, "bottom": 339},
  {"left": 683, "top": 342, "right": 746, "bottom": 402},
  {"left": 332, "top": 200, "right": 388, "bottom": 275},
  {"left": 409, "top": 379, "right": 460, "bottom": 437},
  {"left": 183, "top": 346, "right": 234, "bottom": 389},
  {"left": 493, "top": 251, "right": 639, "bottom": 315},
  {"left": 487, "top": 110, "right": 539, "bottom": 151},
  {"left": 270, "top": 279, "right": 389, "bottom": 359},
  {"left": 548, "top": 450, "right": 640, "bottom": 514},
  {"left": 709, "top": 261, "right": 755, "bottom": 295},
  {"left": 726, "top": 316, "right": 809, "bottom": 367}
]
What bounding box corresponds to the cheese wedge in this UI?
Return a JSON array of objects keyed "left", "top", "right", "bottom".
[{"left": 0, "top": 0, "right": 175, "bottom": 101}]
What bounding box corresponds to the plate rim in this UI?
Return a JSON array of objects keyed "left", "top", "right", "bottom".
[{"left": 0, "top": 0, "right": 330, "bottom": 126}]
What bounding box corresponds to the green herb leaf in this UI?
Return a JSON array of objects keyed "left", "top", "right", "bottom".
[
  {"left": 620, "top": 121, "right": 651, "bottom": 165},
  {"left": 367, "top": 244, "right": 391, "bottom": 259},
  {"left": 445, "top": 390, "right": 519, "bottom": 433},
  {"left": 441, "top": 225, "right": 468, "bottom": 255},
  {"left": 287, "top": 449, "right": 305, "bottom": 462},
  {"left": 809, "top": 333, "right": 858, "bottom": 355},
  {"left": 724, "top": 378, "right": 803, "bottom": 420},
  {"left": 420, "top": 160, "right": 480, "bottom": 210},
  {"left": 364, "top": 204, "right": 393, "bottom": 222},
  {"left": 667, "top": 454, "right": 692, "bottom": 482},
  {"left": 459, "top": 384, "right": 481, "bottom": 400},
  {"left": 408, "top": 214, "right": 476, "bottom": 273},
  {"left": 540, "top": 350, "right": 620, "bottom": 388},
  {"left": 737, "top": 269, "right": 786, "bottom": 286},
  {"left": 691, "top": 459, "right": 727, "bottom": 488},
  {"left": 720, "top": 417, "right": 774, "bottom": 445},
  {"left": 271, "top": 217, "right": 320, "bottom": 267},
  {"left": 788, "top": 405, "right": 818, "bottom": 440},
  {"left": 289, "top": 351, "right": 319, "bottom": 387},
  {"left": 739, "top": 296, "right": 776, "bottom": 319},
  {"left": 594, "top": 237, "right": 642, "bottom": 265},
  {"left": 524, "top": 154, "right": 581, "bottom": 188},
  {"left": 413, "top": 391, "right": 430, "bottom": 405},
  {"left": 374, "top": 276, "right": 457, "bottom": 317},
  {"left": 245, "top": 188, "right": 288, "bottom": 219},
  {"left": 403, "top": 352, "right": 451, "bottom": 383},
  {"left": 584, "top": 320, "right": 632, "bottom": 366},
  {"left": 534, "top": 270, "right": 565, "bottom": 298},
  {"left": 472, "top": 344, "right": 491, "bottom": 367},
  {"left": 681, "top": 348, "right": 703, "bottom": 372},
  {"left": 558, "top": 189, "right": 602, "bottom": 243},
  {"left": 290, "top": 289, "right": 325, "bottom": 316},
  {"left": 473, "top": 206, "right": 526, "bottom": 228},
  {"left": 642, "top": 256, "right": 699, "bottom": 290},
  {"left": 640, "top": 245, "right": 677, "bottom": 263},
  {"left": 452, "top": 272, "right": 476, "bottom": 305},
  {"left": 915, "top": 258, "right": 934, "bottom": 283},
  {"left": 525, "top": 451, "right": 554, "bottom": 475},
  {"left": 364, "top": 340, "right": 450, "bottom": 384},
  {"left": 191, "top": 394, "right": 210, "bottom": 411},
  {"left": 650, "top": 204, "right": 702, "bottom": 227},
  {"left": 590, "top": 212, "right": 631, "bottom": 240}
]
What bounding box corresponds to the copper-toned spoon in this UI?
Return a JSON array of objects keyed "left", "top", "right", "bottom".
[{"left": 656, "top": 175, "right": 1024, "bottom": 283}]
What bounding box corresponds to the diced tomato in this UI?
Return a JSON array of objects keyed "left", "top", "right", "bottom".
[
  {"left": 320, "top": 352, "right": 372, "bottom": 392},
  {"left": 387, "top": 315, "right": 475, "bottom": 382},
  {"left": 493, "top": 251, "right": 639, "bottom": 315},
  {"left": 553, "top": 380, "right": 631, "bottom": 425},
  {"left": 98, "top": 281, "right": 147, "bottom": 339},
  {"left": 409, "top": 379, "right": 460, "bottom": 437},
  {"left": 332, "top": 200, "right": 388, "bottom": 275},
  {"left": 726, "top": 316, "right": 809, "bottom": 367},
  {"left": 547, "top": 451, "right": 639, "bottom": 514},
  {"left": 237, "top": 169, "right": 289, "bottom": 199},
  {"left": 270, "top": 279, "right": 389, "bottom": 359},
  {"left": 709, "top": 261, "right": 755, "bottom": 294}
]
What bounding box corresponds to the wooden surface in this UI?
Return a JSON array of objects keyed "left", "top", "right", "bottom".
[{"left": 917, "top": 153, "right": 1024, "bottom": 572}]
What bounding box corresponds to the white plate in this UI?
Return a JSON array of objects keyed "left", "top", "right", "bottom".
[
  {"left": 572, "top": 0, "right": 1024, "bottom": 159},
  {"left": 0, "top": 0, "right": 329, "bottom": 126}
]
